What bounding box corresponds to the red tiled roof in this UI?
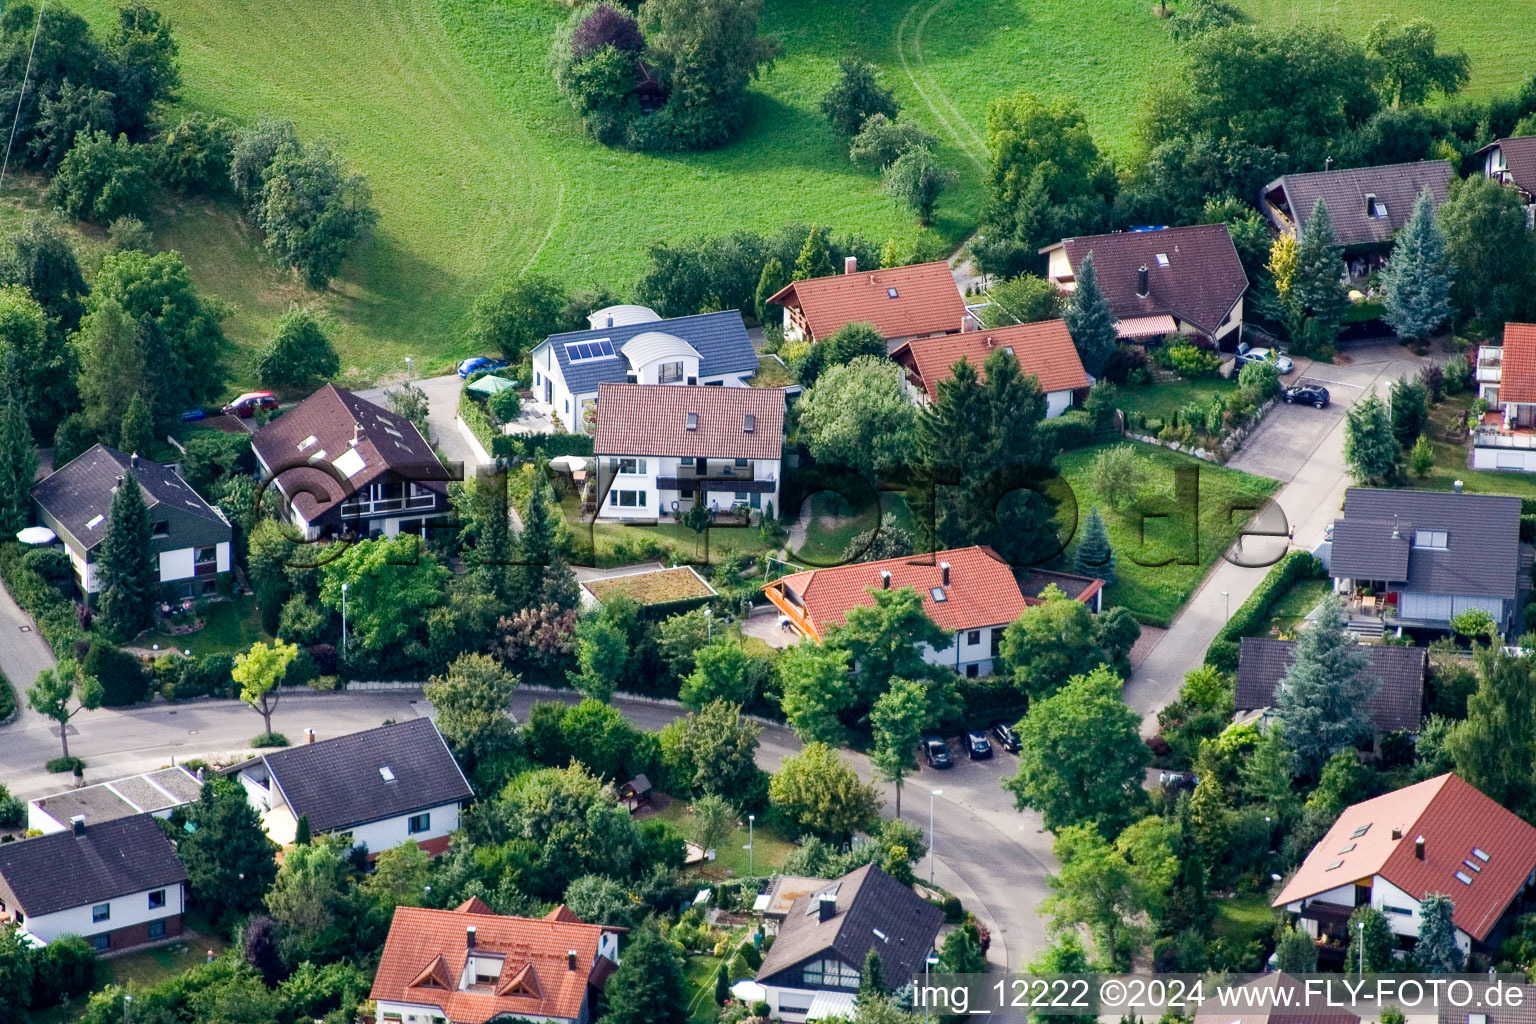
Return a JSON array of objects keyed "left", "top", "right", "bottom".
[
  {"left": 1052, "top": 224, "right": 1248, "bottom": 336},
  {"left": 764, "top": 546, "right": 1028, "bottom": 639},
  {"left": 891, "top": 320, "right": 1092, "bottom": 401},
  {"left": 371, "top": 904, "right": 617, "bottom": 1023},
  {"left": 1499, "top": 323, "right": 1536, "bottom": 404},
  {"left": 1273, "top": 774, "right": 1536, "bottom": 941},
  {"left": 768, "top": 261, "right": 966, "bottom": 342},
  {"left": 592, "top": 383, "right": 785, "bottom": 460}
]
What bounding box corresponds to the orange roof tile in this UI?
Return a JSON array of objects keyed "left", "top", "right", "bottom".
[
  {"left": 370, "top": 904, "right": 617, "bottom": 1023},
  {"left": 764, "top": 546, "right": 1027, "bottom": 638},
  {"left": 768, "top": 262, "right": 966, "bottom": 342},
  {"left": 891, "top": 320, "right": 1092, "bottom": 401},
  {"left": 1500, "top": 324, "right": 1536, "bottom": 404},
  {"left": 1273, "top": 774, "right": 1536, "bottom": 941}
]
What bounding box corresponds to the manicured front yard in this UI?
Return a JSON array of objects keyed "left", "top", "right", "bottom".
[
  {"left": 651, "top": 796, "right": 797, "bottom": 881},
  {"left": 1211, "top": 893, "right": 1279, "bottom": 945},
  {"left": 1405, "top": 394, "right": 1536, "bottom": 502},
  {"left": 143, "top": 597, "right": 271, "bottom": 658},
  {"left": 1118, "top": 377, "right": 1239, "bottom": 428},
  {"left": 560, "top": 496, "right": 779, "bottom": 568},
  {"left": 1247, "top": 576, "right": 1331, "bottom": 637},
  {"left": 35, "top": 930, "right": 231, "bottom": 1024},
  {"left": 1058, "top": 442, "right": 1282, "bottom": 626}
]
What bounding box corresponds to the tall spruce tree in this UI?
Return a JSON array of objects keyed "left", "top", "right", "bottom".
[
  {"left": 97, "top": 466, "right": 156, "bottom": 640},
  {"left": 1074, "top": 507, "right": 1115, "bottom": 583},
  {"left": 0, "top": 376, "right": 37, "bottom": 537},
  {"left": 1416, "top": 893, "right": 1462, "bottom": 972},
  {"left": 793, "top": 225, "right": 835, "bottom": 281},
  {"left": 1381, "top": 189, "right": 1453, "bottom": 342},
  {"left": 601, "top": 920, "right": 687, "bottom": 1024},
  {"left": 1344, "top": 390, "right": 1401, "bottom": 486},
  {"left": 1062, "top": 251, "right": 1117, "bottom": 376},
  {"left": 1287, "top": 199, "right": 1348, "bottom": 351},
  {"left": 118, "top": 392, "right": 153, "bottom": 456},
  {"left": 1275, "top": 595, "right": 1377, "bottom": 775}
]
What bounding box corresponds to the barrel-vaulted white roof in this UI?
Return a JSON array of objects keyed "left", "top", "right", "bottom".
[
  {"left": 621, "top": 330, "right": 701, "bottom": 368},
  {"left": 587, "top": 304, "right": 661, "bottom": 330}
]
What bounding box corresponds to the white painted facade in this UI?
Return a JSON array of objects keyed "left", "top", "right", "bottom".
[
  {"left": 233, "top": 764, "right": 462, "bottom": 855},
  {"left": 917, "top": 625, "right": 1008, "bottom": 677},
  {"left": 19, "top": 882, "right": 184, "bottom": 946},
  {"left": 595, "top": 454, "right": 781, "bottom": 522},
  {"left": 72, "top": 541, "right": 230, "bottom": 594},
  {"left": 1472, "top": 445, "right": 1536, "bottom": 472},
  {"left": 1282, "top": 875, "right": 1473, "bottom": 957},
  {"left": 531, "top": 343, "right": 754, "bottom": 435}
]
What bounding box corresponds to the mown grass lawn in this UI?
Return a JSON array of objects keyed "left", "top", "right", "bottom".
[
  {"left": 1211, "top": 892, "right": 1279, "bottom": 946},
  {"left": 1405, "top": 394, "right": 1536, "bottom": 502},
  {"left": 144, "top": 597, "right": 270, "bottom": 658},
  {"left": 652, "top": 797, "right": 797, "bottom": 882},
  {"left": 1057, "top": 442, "right": 1281, "bottom": 626},
  {"left": 35, "top": 930, "right": 230, "bottom": 1024},
  {"left": 1119, "top": 377, "right": 1239, "bottom": 427},
  {"left": 1251, "top": 576, "right": 1331, "bottom": 637},
  {"left": 559, "top": 496, "right": 777, "bottom": 568}
]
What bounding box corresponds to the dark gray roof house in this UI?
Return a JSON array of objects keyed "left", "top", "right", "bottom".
[
  {"left": 1329, "top": 487, "right": 1523, "bottom": 634},
  {"left": 0, "top": 813, "right": 186, "bottom": 919},
  {"left": 1260, "top": 160, "right": 1453, "bottom": 248},
  {"left": 1477, "top": 136, "right": 1536, "bottom": 203},
  {"left": 1439, "top": 983, "right": 1536, "bottom": 1024},
  {"left": 756, "top": 864, "right": 943, "bottom": 995},
  {"left": 223, "top": 717, "right": 473, "bottom": 835},
  {"left": 538, "top": 310, "right": 758, "bottom": 397},
  {"left": 32, "top": 445, "right": 230, "bottom": 557},
  {"left": 1236, "top": 637, "right": 1428, "bottom": 733}
]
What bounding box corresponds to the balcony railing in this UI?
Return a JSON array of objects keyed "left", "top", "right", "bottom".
[
  {"left": 1473, "top": 426, "right": 1536, "bottom": 449},
  {"left": 1477, "top": 346, "right": 1503, "bottom": 383},
  {"left": 339, "top": 492, "right": 439, "bottom": 518}
]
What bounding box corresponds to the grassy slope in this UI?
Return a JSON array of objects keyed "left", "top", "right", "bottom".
[
  {"left": 1058, "top": 442, "right": 1281, "bottom": 625},
  {"left": 51, "top": 0, "right": 1535, "bottom": 388}
]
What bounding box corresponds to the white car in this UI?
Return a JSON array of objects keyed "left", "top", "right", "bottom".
[{"left": 1236, "top": 342, "right": 1294, "bottom": 375}]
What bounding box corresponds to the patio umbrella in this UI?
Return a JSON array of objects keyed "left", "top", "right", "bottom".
[
  {"left": 549, "top": 455, "right": 590, "bottom": 473},
  {"left": 15, "top": 526, "right": 56, "bottom": 545},
  {"left": 465, "top": 374, "right": 516, "bottom": 395}
]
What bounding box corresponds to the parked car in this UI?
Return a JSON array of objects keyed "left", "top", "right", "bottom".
[
  {"left": 965, "top": 729, "right": 993, "bottom": 760},
  {"left": 178, "top": 408, "right": 208, "bottom": 423},
  {"left": 458, "top": 355, "right": 509, "bottom": 379},
  {"left": 923, "top": 734, "right": 953, "bottom": 769},
  {"left": 1236, "top": 342, "right": 1294, "bottom": 375},
  {"left": 1284, "top": 383, "right": 1330, "bottom": 408},
  {"left": 990, "top": 721, "right": 1020, "bottom": 753},
  {"left": 222, "top": 391, "right": 279, "bottom": 418}
]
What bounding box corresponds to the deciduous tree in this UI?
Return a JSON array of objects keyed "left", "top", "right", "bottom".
[
  {"left": 1346, "top": 906, "right": 1394, "bottom": 973},
  {"left": 821, "top": 58, "right": 898, "bottom": 137},
  {"left": 572, "top": 614, "right": 627, "bottom": 702},
  {"left": 26, "top": 658, "right": 102, "bottom": 762},
  {"left": 1088, "top": 444, "right": 1145, "bottom": 510},
  {"left": 470, "top": 274, "right": 568, "bottom": 364},
  {"left": 795, "top": 355, "right": 918, "bottom": 480},
  {"left": 1364, "top": 17, "right": 1469, "bottom": 107},
  {"left": 690, "top": 793, "right": 736, "bottom": 858},
  {"left": 257, "top": 308, "right": 340, "bottom": 391},
  {"left": 882, "top": 148, "right": 956, "bottom": 226},
  {"left": 868, "top": 678, "right": 930, "bottom": 818},
  {"left": 769, "top": 742, "right": 880, "bottom": 842},
  {"left": 234, "top": 638, "right": 298, "bottom": 738},
  {"left": 255, "top": 137, "right": 377, "bottom": 288},
  {"left": 984, "top": 92, "right": 1114, "bottom": 256},
  {"left": 1004, "top": 666, "right": 1147, "bottom": 833},
  {"left": 777, "top": 643, "right": 853, "bottom": 746},
  {"left": 1441, "top": 174, "right": 1536, "bottom": 332},
  {"left": 318, "top": 535, "right": 450, "bottom": 657},
  {"left": 976, "top": 273, "right": 1061, "bottom": 329},
  {"left": 659, "top": 699, "right": 762, "bottom": 798},
  {"left": 823, "top": 586, "right": 947, "bottom": 714},
  {"left": 1447, "top": 649, "right": 1536, "bottom": 821},
  {"left": 425, "top": 653, "right": 520, "bottom": 762}
]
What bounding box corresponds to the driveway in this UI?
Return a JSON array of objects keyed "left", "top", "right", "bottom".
[
  {"left": 355, "top": 373, "right": 480, "bottom": 475},
  {"left": 0, "top": 579, "right": 54, "bottom": 726},
  {"left": 1122, "top": 342, "right": 1437, "bottom": 728},
  {"left": 0, "top": 685, "right": 1052, "bottom": 970}
]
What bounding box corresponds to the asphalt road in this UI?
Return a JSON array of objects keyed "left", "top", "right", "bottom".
[
  {"left": 1121, "top": 341, "right": 1437, "bottom": 729},
  {"left": 0, "top": 687, "right": 1051, "bottom": 969}
]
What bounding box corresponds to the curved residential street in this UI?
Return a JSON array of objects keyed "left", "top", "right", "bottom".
[{"left": 0, "top": 686, "right": 1052, "bottom": 970}]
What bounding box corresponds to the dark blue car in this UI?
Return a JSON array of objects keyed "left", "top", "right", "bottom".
[{"left": 458, "top": 356, "right": 509, "bottom": 379}]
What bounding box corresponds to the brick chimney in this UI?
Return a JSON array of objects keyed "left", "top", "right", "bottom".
[
  {"left": 940, "top": 561, "right": 950, "bottom": 586},
  {"left": 568, "top": 949, "right": 578, "bottom": 970},
  {"left": 1137, "top": 265, "right": 1149, "bottom": 298},
  {"left": 466, "top": 925, "right": 477, "bottom": 950},
  {"left": 304, "top": 728, "right": 315, "bottom": 744},
  {"left": 818, "top": 893, "right": 837, "bottom": 922},
  {"left": 960, "top": 315, "right": 975, "bottom": 333},
  {"left": 844, "top": 256, "right": 858, "bottom": 275},
  {"left": 71, "top": 815, "right": 86, "bottom": 836},
  {"left": 1414, "top": 835, "right": 1425, "bottom": 860}
]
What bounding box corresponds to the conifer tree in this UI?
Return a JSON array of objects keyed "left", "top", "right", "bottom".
[
  {"left": 1344, "top": 390, "right": 1401, "bottom": 486},
  {"left": 601, "top": 921, "right": 687, "bottom": 1024},
  {"left": 1381, "top": 189, "right": 1453, "bottom": 342},
  {"left": 119, "top": 392, "right": 153, "bottom": 456},
  {"left": 754, "top": 255, "right": 786, "bottom": 323},
  {"left": 1287, "top": 199, "right": 1348, "bottom": 351},
  {"left": 1074, "top": 508, "right": 1115, "bottom": 583},
  {"left": 1061, "top": 251, "right": 1117, "bottom": 376},
  {"left": 1416, "top": 893, "right": 1462, "bottom": 972},
  {"left": 1275, "top": 595, "right": 1377, "bottom": 775},
  {"left": 0, "top": 378, "right": 37, "bottom": 537},
  {"left": 97, "top": 467, "right": 156, "bottom": 640},
  {"left": 793, "top": 225, "right": 835, "bottom": 281}
]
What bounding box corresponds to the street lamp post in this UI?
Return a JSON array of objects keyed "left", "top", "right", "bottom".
[
  {"left": 1221, "top": 590, "right": 1230, "bottom": 623},
  {"left": 704, "top": 606, "right": 712, "bottom": 642},
  {"left": 124, "top": 994, "right": 133, "bottom": 1024},
  {"left": 928, "top": 789, "right": 943, "bottom": 886},
  {"left": 1357, "top": 919, "right": 1365, "bottom": 975},
  {"left": 405, "top": 356, "right": 412, "bottom": 383},
  {"left": 748, "top": 813, "right": 755, "bottom": 876},
  {"left": 340, "top": 582, "right": 349, "bottom": 660},
  {"left": 924, "top": 955, "right": 940, "bottom": 1024}
]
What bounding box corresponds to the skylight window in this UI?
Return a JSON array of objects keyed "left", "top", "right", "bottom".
[
  {"left": 1455, "top": 871, "right": 1473, "bottom": 885},
  {"left": 380, "top": 766, "right": 396, "bottom": 782},
  {"left": 930, "top": 587, "right": 948, "bottom": 602},
  {"left": 886, "top": 287, "right": 899, "bottom": 299},
  {"left": 565, "top": 339, "right": 616, "bottom": 362},
  {"left": 1413, "top": 529, "right": 1448, "bottom": 549},
  {"left": 743, "top": 414, "right": 756, "bottom": 433},
  {"left": 872, "top": 928, "right": 887, "bottom": 942},
  {"left": 1351, "top": 824, "right": 1371, "bottom": 838},
  {"left": 1462, "top": 859, "right": 1482, "bottom": 873},
  {"left": 1338, "top": 843, "right": 1356, "bottom": 854},
  {"left": 1472, "top": 847, "right": 1491, "bottom": 862},
  {"left": 686, "top": 412, "right": 698, "bottom": 431},
  {"left": 1155, "top": 253, "right": 1170, "bottom": 267},
  {"left": 1326, "top": 860, "right": 1343, "bottom": 871}
]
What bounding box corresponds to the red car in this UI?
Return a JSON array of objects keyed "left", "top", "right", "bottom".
[{"left": 222, "top": 391, "right": 279, "bottom": 417}]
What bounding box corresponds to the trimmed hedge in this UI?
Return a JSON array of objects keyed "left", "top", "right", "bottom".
[
  {"left": 492, "top": 431, "right": 595, "bottom": 460},
  {"left": 459, "top": 390, "right": 499, "bottom": 455},
  {"left": 0, "top": 542, "right": 90, "bottom": 657},
  {"left": 1040, "top": 409, "right": 1096, "bottom": 451},
  {"left": 1204, "top": 550, "right": 1326, "bottom": 671},
  {"left": 0, "top": 664, "right": 15, "bottom": 723}
]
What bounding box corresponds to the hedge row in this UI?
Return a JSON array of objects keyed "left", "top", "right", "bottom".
[
  {"left": 458, "top": 390, "right": 499, "bottom": 455},
  {"left": 492, "top": 431, "right": 595, "bottom": 461},
  {"left": 1204, "top": 551, "right": 1326, "bottom": 672},
  {"left": 0, "top": 664, "right": 15, "bottom": 723},
  {"left": 0, "top": 542, "right": 90, "bottom": 657}
]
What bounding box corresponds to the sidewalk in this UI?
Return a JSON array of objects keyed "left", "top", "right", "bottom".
[{"left": 0, "top": 578, "right": 55, "bottom": 727}]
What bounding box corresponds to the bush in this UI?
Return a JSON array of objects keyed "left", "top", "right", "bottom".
[
  {"left": 0, "top": 542, "right": 89, "bottom": 656},
  {"left": 0, "top": 780, "right": 23, "bottom": 827},
  {"left": 155, "top": 112, "right": 239, "bottom": 194},
  {"left": 251, "top": 732, "right": 289, "bottom": 748},
  {"left": 83, "top": 641, "right": 148, "bottom": 707},
  {"left": 487, "top": 387, "right": 523, "bottom": 424},
  {"left": 46, "top": 756, "right": 85, "bottom": 773},
  {"left": 0, "top": 666, "right": 14, "bottom": 724},
  {"left": 45, "top": 131, "right": 151, "bottom": 224},
  {"left": 942, "top": 894, "right": 963, "bottom": 920},
  {"left": 1205, "top": 551, "right": 1326, "bottom": 667},
  {"left": 1165, "top": 343, "right": 1223, "bottom": 378},
  {"left": 1443, "top": 353, "right": 1472, "bottom": 395},
  {"left": 31, "top": 935, "right": 97, "bottom": 1007}
]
